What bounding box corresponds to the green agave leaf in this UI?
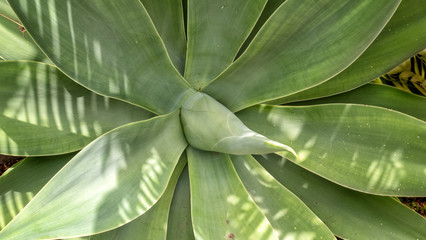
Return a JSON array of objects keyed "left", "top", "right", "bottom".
[
  {"left": 0, "top": 153, "right": 74, "bottom": 230},
  {"left": 236, "top": 0, "right": 287, "bottom": 58},
  {"left": 187, "top": 147, "right": 277, "bottom": 240},
  {"left": 257, "top": 154, "right": 426, "bottom": 239},
  {"left": 0, "top": 111, "right": 187, "bottom": 239},
  {"left": 90, "top": 155, "right": 186, "bottom": 240},
  {"left": 0, "top": 0, "right": 47, "bottom": 61},
  {"left": 291, "top": 84, "right": 426, "bottom": 121},
  {"left": 166, "top": 165, "right": 195, "bottom": 240},
  {"left": 238, "top": 104, "right": 426, "bottom": 196},
  {"left": 0, "top": 0, "right": 14, "bottom": 17},
  {"left": 203, "top": 0, "right": 401, "bottom": 112},
  {"left": 139, "top": 0, "right": 186, "bottom": 74},
  {"left": 185, "top": 0, "right": 267, "bottom": 89},
  {"left": 181, "top": 92, "right": 296, "bottom": 155},
  {"left": 231, "top": 155, "right": 335, "bottom": 240},
  {"left": 0, "top": 61, "right": 153, "bottom": 156},
  {"left": 8, "top": 0, "right": 192, "bottom": 114},
  {"left": 274, "top": 0, "right": 426, "bottom": 104}
]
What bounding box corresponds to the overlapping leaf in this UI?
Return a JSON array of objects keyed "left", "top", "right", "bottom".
[
  {"left": 0, "top": 111, "right": 187, "bottom": 239},
  {"left": 139, "top": 0, "right": 186, "bottom": 74},
  {"left": 0, "top": 61, "right": 153, "bottom": 156},
  {"left": 272, "top": 0, "right": 426, "bottom": 104},
  {"left": 238, "top": 104, "right": 426, "bottom": 196},
  {"left": 187, "top": 147, "right": 276, "bottom": 240},
  {"left": 166, "top": 166, "right": 195, "bottom": 240},
  {"left": 257, "top": 154, "right": 426, "bottom": 239},
  {"left": 0, "top": 0, "right": 46, "bottom": 61},
  {"left": 90, "top": 155, "right": 186, "bottom": 240},
  {"left": 8, "top": 0, "right": 192, "bottom": 114},
  {"left": 185, "top": 0, "right": 267, "bottom": 88},
  {"left": 0, "top": 154, "right": 74, "bottom": 230},
  {"left": 203, "top": 0, "right": 401, "bottom": 112},
  {"left": 291, "top": 84, "right": 426, "bottom": 121},
  {"left": 232, "top": 155, "right": 334, "bottom": 240}
]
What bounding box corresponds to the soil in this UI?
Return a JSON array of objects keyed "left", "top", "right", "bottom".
[
  {"left": 0, "top": 154, "right": 23, "bottom": 176},
  {"left": 399, "top": 197, "right": 426, "bottom": 217}
]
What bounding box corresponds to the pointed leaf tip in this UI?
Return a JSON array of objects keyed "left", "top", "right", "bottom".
[{"left": 181, "top": 92, "right": 296, "bottom": 156}]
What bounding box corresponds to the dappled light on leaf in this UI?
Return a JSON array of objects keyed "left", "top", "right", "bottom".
[
  {"left": 232, "top": 155, "right": 334, "bottom": 240},
  {"left": 0, "top": 153, "right": 74, "bottom": 230},
  {"left": 238, "top": 104, "right": 426, "bottom": 196},
  {"left": 203, "top": 0, "right": 400, "bottom": 111},
  {"left": 90, "top": 155, "right": 186, "bottom": 240},
  {"left": 258, "top": 154, "right": 426, "bottom": 239},
  {"left": 272, "top": 0, "right": 426, "bottom": 104},
  {"left": 187, "top": 148, "right": 277, "bottom": 240},
  {"left": 0, "top": 0, "right": 425, "bottom": 238},
  {"left": 0, "top": 61, "right": 153, "bottom": 156},
  {"left": 8, "top": 0, "right": 193, "bottom": 114},
  {"left": 0, "top": 111, "right": 187, "bottom": 239}
]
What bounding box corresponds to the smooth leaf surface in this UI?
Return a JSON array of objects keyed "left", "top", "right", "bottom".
[
  {"left": 232, "top": 155, "right": 334, "bottom": 240},
  {"left": 0, "top": 0, "right": 14, "bottom": 17},
  {"left": 187, "top": 147, "right": 277, "bottom": 240},
  {"left": 8, "top": 0, "right": 192, "bottom": 114},
  {"left": 291, "top": 84, "right": 426, "bottom": 121},
  {"left": 257, "top": 154, "right": 426, "bottom": 239},
  {"left": 139, "top": 0, "right": 186, "bottom": 74},
  {"left": 181, "top": 92, "right": 295, "bottom": 155},
  {"left": 0, "top": 111, "right": 187, "bottom": 239},
  {"left": 236, "top": 0, "right": 287, "bottom": 58},
  {"left": 0, "top": 0, "right": 46, "bottom": 61},
  {"left": 0, "top": 153, "right": 74, "bottom": 230},
  {"left": 203, "top": 0, "right": 400, "bottom": 112},
  {"left": 238, "top": 104, "right": 426, "bottom": 196},
  {"left": 273, "top": 0, "right": 426, "bottom": 104},
  {"left": 185, "top": 0, "right": 267, "bottom": 89},
  {"left": 166, "top": 165, "right": 195, "bottom": 240},
  {"left": 0, "top": 61, "right": 153, "bottom": 156},
  {"left": 90, "top": 155, "right": 186, "bottom": 240}
]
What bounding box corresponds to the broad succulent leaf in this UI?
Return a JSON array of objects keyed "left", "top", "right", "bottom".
[
  {"left": 90, "top": 155, "right": 186, "bottom": 240},
  {"left": 238, "top": 104, "right": 426, "bottom": 196},
  {"left": 0, "top": 0, "right": 425, "bottom": 239},
  {"left": 257, "top": 154, "right": 426, "bottom": 240},
  {"left": 236, "top": 0, "right": 287, "bottom": 57},
  {"left": 231, "top": 155, "right": 335, "bottom": 239},
  {"left": 292, "top": 83, "right": 426, "bottom": 121},
  {"left": 0, "top": 0, "right": 47, "bottom": 61},
  {"left": 0, "top": 154, "right": 74, "bottom": 230},
  {"left": 184, "top": 0, "right": 267, "bottom": 89},
  {"left": 139, "top": 0, "right": 186, "bottom": 74},
  {"left": 273, "top": 0, "right": 426, "bottom": 104},
  {"left": 203, "top": 0, "right": 401, "bottom": 112},
  {"left": 8, "top": 0, "right": 193, "bottom": 114},
  {"left": 166, "top": 166, "right": 195, "bottom": 240},
  {"left": 0, "top": 111, "right": 187, "bottom": 239},
  {"left": 187, "top": 147, "right": 276, "bottom": 240},
  {"left": 0, "top": 61, "right": 153, "bottom": 156}
]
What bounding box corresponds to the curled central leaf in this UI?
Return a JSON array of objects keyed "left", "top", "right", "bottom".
[{"left": 180, "top": 92, "right": 297, "bottom": 156}]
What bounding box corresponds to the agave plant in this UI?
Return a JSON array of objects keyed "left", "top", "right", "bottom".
[{"left": 1, "top": 0, "right": 426, "bottom": 239}]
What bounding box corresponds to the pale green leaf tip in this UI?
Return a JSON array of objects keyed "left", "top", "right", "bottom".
[{"left": 265, "top": 140, "right": 299, "bottom": 159}]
